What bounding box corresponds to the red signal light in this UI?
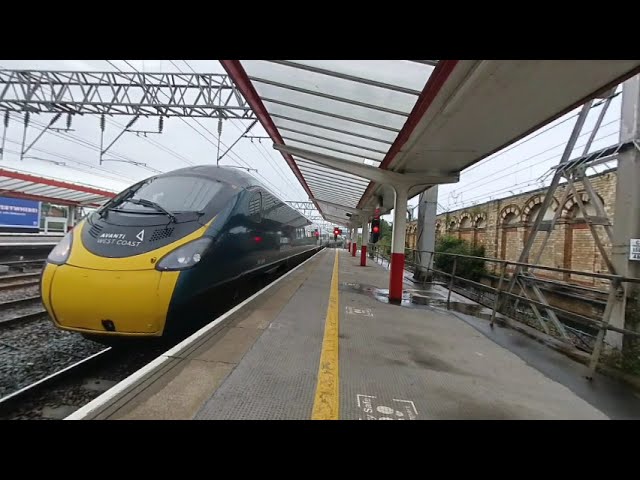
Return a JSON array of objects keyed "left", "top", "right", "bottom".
[
  {"left": 373, "top": 226, "right": 380, "bottom": 233},
  {"left": 253, "top": 236, "right": 262, "bottom": 242}
]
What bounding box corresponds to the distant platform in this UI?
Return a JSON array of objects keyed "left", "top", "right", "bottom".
[{"left": 0, "top": 233, "right": 62, "bottom": 247}]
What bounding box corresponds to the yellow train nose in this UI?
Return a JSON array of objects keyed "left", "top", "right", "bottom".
[{"left": 41, "top": 263, "right": 179, "bottom": 336}]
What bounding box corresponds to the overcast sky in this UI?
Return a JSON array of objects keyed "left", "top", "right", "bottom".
[{"left": 0, "top": 60, "right": 624, "bottom": 225}]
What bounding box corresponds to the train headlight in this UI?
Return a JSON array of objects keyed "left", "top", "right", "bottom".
[
  {"left": 47, "top": 231, "right": 73, "bottom": 265},
  {"left": 155, "top": 237, "right": 212, "bottom": 271}
]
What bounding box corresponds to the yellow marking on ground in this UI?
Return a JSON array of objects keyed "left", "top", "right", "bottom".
[{"left": 311, "top": 249, "right": 340, "bottom": 420}]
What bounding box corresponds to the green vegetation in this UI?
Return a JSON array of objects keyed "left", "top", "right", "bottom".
[
  {"left": 602, "top": 298, "right": 640, "bottom": 375},
  {"left": 376, "top": 218, "right": 393, "bottom": 249},
  {"left": 433, "top": 235, "right": 487, "bottom": 282},
  {"left": 600, "top": 343, "right": 640, "bottom": 376}
]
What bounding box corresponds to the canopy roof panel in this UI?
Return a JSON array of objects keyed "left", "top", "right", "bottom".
[
  {"left": 0, "top": 168, "right": 116, "bottom": 207},
  {"left": 222, "top": 60, "right": 436, "bottom": 222},
  {"left": 222, "top": 60, "right": 640, "bottom": 224},
  {"left": 362, "top": 59, "right": 640, "bottom": 207}
]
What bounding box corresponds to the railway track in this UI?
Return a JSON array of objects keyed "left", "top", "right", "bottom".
[
  {"left": 0, "top": 295, "right": 41, "bottom": 310},
  {"left": 0, "top": 310, "right": 47, "bottom": 328},
  {"left": 0, "top": 347, "right": 112, "bottom": 417},
  {"left": 0, "top": 341, "right": 167, "bottom": 420},
  {"left": 0, "top": 296, "right": 45, "bottom": 328},
  {"left": 0, "top": 273, "right": 40, "bottom": 291},
  {"left": 0, "top": 259, "right": 46, "bottom": 272}
]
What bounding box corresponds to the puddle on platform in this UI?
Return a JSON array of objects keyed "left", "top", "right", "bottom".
[{"left": 341, "top": 281, "right": 494, "bottom": 320}]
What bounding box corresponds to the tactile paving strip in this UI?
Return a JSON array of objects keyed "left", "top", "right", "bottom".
[{"left": 195, "top": 250, "right": 335, "bottom": 419}]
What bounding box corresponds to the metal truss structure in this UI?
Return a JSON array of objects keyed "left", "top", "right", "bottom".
[
  {"left": 0, "top": 69, "right": 259, "bottom": 169},
  {"left": 496, "top": 85, "right": 640, "bottom": 375},
  {"left": 0, "top": 70, "right": 257, "bottom": 119},
  {"left": 286, "top": 200, "right": 335, "bottom": 232}
]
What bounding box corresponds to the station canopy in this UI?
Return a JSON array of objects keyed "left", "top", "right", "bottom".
[
  {"left": 222, "top": 60, "right": 640, "bottom": 223},
  {"left": 0, "top": 167, "right": 116, "bottom": 207}
]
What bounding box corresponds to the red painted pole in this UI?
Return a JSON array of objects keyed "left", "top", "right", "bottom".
[
  {"left": 388, "top": 186, "right": 408, "bottom": 303},
  {"left": 351, "top": 242, "right": 357, "bottom": 257},
  {"left": 360, "top": 245, "right": 367, "bottom": 266},
  {"left": 389, "top": 253, "right": 405, "bottom": 301}
]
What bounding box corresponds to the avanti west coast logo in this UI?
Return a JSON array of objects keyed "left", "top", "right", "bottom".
[{"left": 97, "top": 229, "right": 145, "bottom": 247}]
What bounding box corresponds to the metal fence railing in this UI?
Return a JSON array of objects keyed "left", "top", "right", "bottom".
[{"left": 367, "top": 243, "right": 640, "bottom": 378}]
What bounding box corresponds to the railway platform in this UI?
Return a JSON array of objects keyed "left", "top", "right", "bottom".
[{"left": 67, "top": 247, "right": 640, "bottom": 420}]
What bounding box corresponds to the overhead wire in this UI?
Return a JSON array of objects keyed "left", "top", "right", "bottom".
[
  {"left": 1, "top": 145, "right": 129, "bottom": 188},
  {"left": 460, "top": 91, "right": 622, "bottom": 176},
  {"left": 176, "top": 60, "right": 302, "bottom": 196},
  {"left": 178, "top": 60, "right": 307, "bottom": 197},
  {"left": 447, "top": 130, "right": 620, "bottom": 208},
  {"left": 3, "top": 136, "right": 136, "bottom": 183},
  {"left": 138, "top": 60, "right": 293, "bottom": 196},
  {"left": 5, "top": 112, "right": 161, "bottom": 176},
  {"left": 1, "top": 139, "right": 136, "bottom": 184},
  {"left": 448, "top": 118, "right": 620, "bottom": 198}
]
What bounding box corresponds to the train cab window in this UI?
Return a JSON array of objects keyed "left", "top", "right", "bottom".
[
  {"left": 119, "top": 175, "right": 232, "bottom": 213},
  {"left": 248, "top": 191, "right": 262, "bottom": 223}
]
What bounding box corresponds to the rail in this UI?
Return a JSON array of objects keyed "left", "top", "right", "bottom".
[{"left": 367, "top": 243, "right": 640, "bottom": 379}]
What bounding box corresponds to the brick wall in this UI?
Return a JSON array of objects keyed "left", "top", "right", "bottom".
[{"left": 406, "top": 168, "right": 618, "bottom": 284}]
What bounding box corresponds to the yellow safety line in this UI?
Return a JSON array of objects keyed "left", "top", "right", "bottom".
[{"left": 311, "top": 249, "right": 340, "bottom": 420}]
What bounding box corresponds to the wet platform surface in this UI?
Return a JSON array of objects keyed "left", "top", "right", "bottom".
[{"left": 77, "top": 248, "right": 640, "bottom": 420}]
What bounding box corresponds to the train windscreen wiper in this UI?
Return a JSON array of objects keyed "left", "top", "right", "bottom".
[
  {"left": 126, "top": 198, "right": 177, "bottom": 223},
  {"left": 99, "top": 182, "right": 147, "bottom": 218}
]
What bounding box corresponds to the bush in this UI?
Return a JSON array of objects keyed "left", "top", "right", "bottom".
[{"left": 434, "top": 236, "right": 486, "bottom": 282}]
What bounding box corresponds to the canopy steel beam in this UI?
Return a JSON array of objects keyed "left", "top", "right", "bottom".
[
  {"left": 323, "top": 213, "right": 352, "bottom": 226},
  {"left": 275, "top": 144, "right": 459, "bottom": 186},
  {"left": 277, "top": 126, "right": 389, "bottom": 155},
  {"left": 311, "top": 197, "right": 373, "bottom": 216},
  {"left": 262, "top": 97, "right": 400, "bottom": 133},
  {"left": 270, "top": 113, "right": 394, "bottom": 145},
  {"left": 265, "top": 61, "right": 423, "bottom": 96},
  {"left": 248, "top": 76, "right": 410, "bottom": 117},
  {"left": 281, "top": 136, "right": 384, "bottom": 162}
]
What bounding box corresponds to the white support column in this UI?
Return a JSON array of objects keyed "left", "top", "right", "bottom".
[
  {"left": 414, "top": 185, "right": 438, "bottom": 281},
  {"left": 609, "top": 74, "right": 640, "bottom": 349},
  {"left": 351, "top": 225, "right": 357, "bottom": 256},
  {"left": 68, "top": 206, "right": 77, "bottom": 231},
  {"left": 389, "top": 186, "right": 408, "bottom": 302},
  {"left": 361, "top": 217, "right": 368, "bottom": 266}
]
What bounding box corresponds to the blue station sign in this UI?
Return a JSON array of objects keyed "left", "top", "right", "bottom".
[{"left": 0, "top": 196, "right": 41, "bottom": 229}]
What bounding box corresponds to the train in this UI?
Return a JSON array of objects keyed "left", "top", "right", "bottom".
[{"left": 40, "top": 165, "right": 322, "bottom": 342}]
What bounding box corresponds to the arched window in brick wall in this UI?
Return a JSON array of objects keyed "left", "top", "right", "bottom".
[
  {"left": 522, "top": 194, "right": 559, "bottom": 263},
  {"left": 447, "top": 217, "right": 458, "bottom": 235},
  {"left": 499, "top": 205, "right": 520, "bottom": 263},
  {"left": 405, "top": 222, "right": 418, "bottom": 250},
  {"left": 561, "top": 191, "right": 607, "bottom": 285},
  {"left": 459, "top": 215, "right": 473, "bottom": 244},
  {"left": 474, "top": 215, "right": 487, "bottom": 247}
]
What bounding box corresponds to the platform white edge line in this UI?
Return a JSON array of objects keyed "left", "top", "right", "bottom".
[
  {"left": 64, "top": 247, "right": 325, "bottom": 420},
  {"left": 0, "top": 233, "right": 64, "bottom": 236},
  {"left": 0, "top": 242, "right": 58, "bottom": 246}
]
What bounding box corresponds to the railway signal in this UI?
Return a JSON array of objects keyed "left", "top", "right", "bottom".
[{"left": 371, "top": 208, "right": 381, "bottom": 243}]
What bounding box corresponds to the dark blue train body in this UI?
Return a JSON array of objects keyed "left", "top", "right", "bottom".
[{"left": 40, "top": 165, "right": 321, "bottom": 342}]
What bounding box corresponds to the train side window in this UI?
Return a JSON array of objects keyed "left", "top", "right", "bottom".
[{"left": 249, "top": 191, "right": 262, "bottom": 223}]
